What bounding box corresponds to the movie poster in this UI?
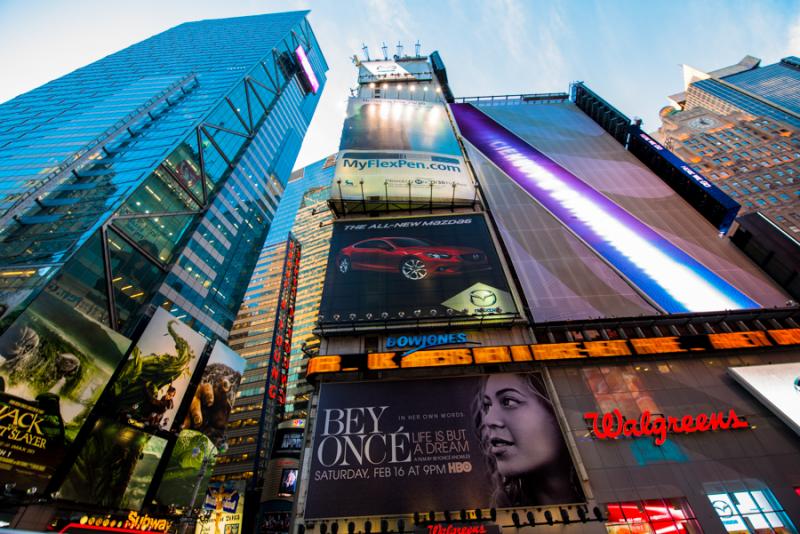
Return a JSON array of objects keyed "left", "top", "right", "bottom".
[
  {"left": 107, "top": 308, "right": 207, "bottom": 431},
  {"left": 318, "top": 214, "right": 517, "bottom": 324},
  {"left": 156, "top": 429, "right": 217, "bottom": 508},
  {"left": 156, "top": 340, "right": 245, "bottom": 507},
  {"left": 58, "top": 418, "right": 167, "bottom": 510},
  {"left": 0, "top": 291, "right": 131, "bottom": 493},
  {"left": 331, "top": 98, "right": 475, "bottom": 206},
  {"left": 304, "top": 374, "right": 584, "bottom": 518}
]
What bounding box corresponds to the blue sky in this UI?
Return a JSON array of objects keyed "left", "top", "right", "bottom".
[{"left": 0, "top": 0, "right": 798, "bottom": 170}]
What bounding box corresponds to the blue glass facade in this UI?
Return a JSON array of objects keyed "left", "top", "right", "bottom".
[
  {"left": 691, "top": 57, "right": 800, "bottom": 129},
  {"left": 263, "top": 154, "right": 336, "bottom": 246},
  {"left": 0, "top": 12, "right": 328, "bottom": 339}
]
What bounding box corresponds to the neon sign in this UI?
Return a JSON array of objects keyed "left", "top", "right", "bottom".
[
  {"left": 584, "top": 409, "right": 749, "bottom": 445},
  {"left": 295, "top": 46, "right": 320, "bottom": 94},
  {"left": 451, "top": 103, "right": 758, "bottom": 313}
]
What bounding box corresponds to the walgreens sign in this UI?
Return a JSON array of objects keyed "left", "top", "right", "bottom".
[{"left": 584, "top": 409, "right": 749, "bottom": 446}]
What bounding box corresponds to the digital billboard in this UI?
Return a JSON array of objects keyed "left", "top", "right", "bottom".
[
  {"left": 196, "top": 480, "right": 245, "bottom": 534},
  {"left": 155, "top": 429, "right": 217, "bottom": 508},
  {"left": 304, "top": 373, "right": 584, "bottom": 518},
  {"left": 59, "top": 417, "right": 167, "bottom": 510},
  {"left": 331, "top": 98, "right": 475, "bottom": 209},
  {"left": 318, "top": 214, "right": 518, "bottom": 326},
  {"left": 729, "top": 362, "right": 800, "bottom": 436},
  {"left": 0, "top": 290, "right": 131, "bottom": 493},
  {"left": 107, "top": 308, "right": 207, "bottom": 432},
  {"left": 453, "top": 100, "right": 788, "bottom": 322},
  {"left": 182, "top": 340, "right": 246, "bottom": 444}
]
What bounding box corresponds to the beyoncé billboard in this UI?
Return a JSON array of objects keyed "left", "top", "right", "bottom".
[
  {"left": 304, "top": 374, "right": 584, "bottom": 518},
  {"left": 331, "top": 98, "right": 475, "bottom": 211},
  {"left": 318, "top": 214, "right": 518, "bottom": 327}
]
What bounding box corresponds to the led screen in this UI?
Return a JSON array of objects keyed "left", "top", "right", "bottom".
[
  {"left": 294, "top": 46, "right": 319, "bottom": 94},
  {"left": 0, "top": 290, "right": 131, "bottom": 493},
  {"left": 107, "top": 307, "right": 207, "bottom": 432},
  {"left": 453, "top": 100, "right": 788, "bottom": 322},
  {"left": 729, "top": 362, "right": 800, "bottom": 436},
  {"left": 278, "top": 468, "right": 298, "bottom": 497},
  {"left": 331, "top": 98, "right": 474, "bottom": 208},
  {"left": 304, "top": 373, "right": 584, "bottom": 518},
  {"left": 318, "top": 214, "right": 517, "bottom": 326}
]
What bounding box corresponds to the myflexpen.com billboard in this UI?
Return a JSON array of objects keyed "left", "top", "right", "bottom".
[
  {"left": 318, "top": 214, "right": 517, "bottom": 326},
  {"left": 304, "top": 374, "right": 584, "bottom": 518},
  {"left": 331, "top": 98, "right": 475, "bottom": 208}
]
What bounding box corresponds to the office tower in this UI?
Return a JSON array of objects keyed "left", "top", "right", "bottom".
[
  {"left": 657, "top": 56, "right": 800, "bottom": 237},
  {"left": 0, "top": 11, "right": 326, "bottom": 531},
  {"left": 295, "top": 48, "right": 800, "bottom": 534},
  {"left": 0, "top": 11, "right": 326, "bottom": 339}
]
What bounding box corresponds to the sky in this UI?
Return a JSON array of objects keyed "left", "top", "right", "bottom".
[{"left": 0, "top": 0, "right": 799, "bottom": 171}]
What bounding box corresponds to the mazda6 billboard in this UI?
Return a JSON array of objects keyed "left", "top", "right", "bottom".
[
  {"left": 318, "top": 214, "right": 518, "bottom": 326},
  {"left": 304, "top": 374, "right": 584, "bottom": 518}
]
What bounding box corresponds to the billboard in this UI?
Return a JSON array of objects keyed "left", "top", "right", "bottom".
[
  {"left": 331, "top": 98, "right": 474, "bottom": 208},
  {"left": 107, "top": 307, "right": 207, "bottom": 431},
  {"left": 197, "top": 480, "right": 245, "bottom": 534},
  {"left": 729, "top": 362, "right": 800, "bottom": 436},
  {"left": 318, "top": 214, "right": 518, "bottom": 325},
  {"left": 155, "top": 430, "right": 217, "bottom": 508},
  {"left": 182, "top": 340, "right": 246, "bottom": 444},
  {"left": 304, "top": 374, "right": 584, "bottom": 518},
  {"left": 58, "top": 418, "right": 167, "bottom": 510},
  {"left": 0, "top": 290, "right": 131, "bottom": 493},
  {"left": 453, "top": 100, "right": 788, "bottom": 322}
]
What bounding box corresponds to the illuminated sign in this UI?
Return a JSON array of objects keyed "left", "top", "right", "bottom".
[
  {"left": 295, "top": 46, "right": 319, "bottom": 94},
  {"left": 451, "top": 103, "right": 758, "bottom": 313},
  {"left": 306, "top": 328, "right": 800, "bottom": 377},
  {"left": 729, "top": 362, "right": 800, "bottom": 436},
  {"left": 386, "top": 332, "right": 476, "bottom": 355},
  {"left": 584, "top": 409, "right": 748, "bottom": 445}
]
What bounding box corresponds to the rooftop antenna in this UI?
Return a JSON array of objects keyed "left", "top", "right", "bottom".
[
  {"left": 396, "top": 41, "right": 404, "bottom": 58},
  {"left": 415, "top": 40, "right": 421, "bottom": 57},
  {"left": 381, "top": 42, "right": 388, "bottom": 60},
  {"left": 361, "top": 43, "right": 370, "bottom": 61}
]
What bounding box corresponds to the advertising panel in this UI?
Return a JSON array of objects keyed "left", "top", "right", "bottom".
[
  {"left": 156, "top": 429, "right": 217, "bottom": 508},
  {"left": 729, "top": 362, "right": 800, "bottom": 436},
  {"left": 304, "top": 374, "right": 584, "bottom": 518},
  {"left": 107, "top": 307, "right": 207, "bottom": 431},
  {"left": 196, "top": 480, "right": 245, "bottom": 534},
  {"left": 318, "top": 214, "right": 517, "bottom": 325},
  {"left": 0, "top": 290, "right": 131, "bottom": 493},
  {"left": 58, "top": 418, "right": 167, "bottom": 510},
  {"left": 332, "top": 98, "right": 474, "bottom": 208}
]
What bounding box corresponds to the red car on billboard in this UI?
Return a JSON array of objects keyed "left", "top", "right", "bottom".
[{"left": 335, "top": 237, "right": 490, "bottom": 281}]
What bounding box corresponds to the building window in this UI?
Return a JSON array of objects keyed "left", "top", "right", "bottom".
[
  {"left": 707, "top": 489, "right": 796, "bottom": 533},
  {"left": 606, "top": 498, "right": 701, "bottom": 534}
]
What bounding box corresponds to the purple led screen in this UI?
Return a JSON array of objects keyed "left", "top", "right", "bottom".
[{"left": 452, "top": 103, "right": 759, "bottom": 314}]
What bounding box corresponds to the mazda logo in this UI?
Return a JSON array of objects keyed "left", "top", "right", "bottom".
[{"left": 470, "top": 289, "right": 496, "bottom": 307}]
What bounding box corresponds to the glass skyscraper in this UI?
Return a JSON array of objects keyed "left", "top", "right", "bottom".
[{"left": 0, "top": 11, "right": 327, "bottom": 340}]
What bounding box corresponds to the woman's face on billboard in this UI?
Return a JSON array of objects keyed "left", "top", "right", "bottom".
[{"left": 481, "top": 374, "right": 562, "bottom": 477}]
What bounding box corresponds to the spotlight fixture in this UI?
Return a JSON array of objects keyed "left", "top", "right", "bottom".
[
  {"left": 397, "top": 520, "right": 405, "bottom": 533},
  {"left": 365, "top": 521, "right": 372, "bottom": 534},
  {"left": 428, "top": 511, "right": 435, "bottom": 522},
  {"left": 333, "top": 314, "right": 340, "bottom": 321},
  {"left": 489, "top": 509, "right": 496, "bottom": 522},
  {"left": 430, "top": 309, "right": 437, "bottom": 316},
  {"left": 593, "top": 506, "right": 604, "bottom": 522},
  {"left": 366, "top": 312, "right": 373, "bottom": 320},
  {"left": 413, "top": 309, "right": 422, "bottom": 317},
  {"left": 398, "top": 311, "right": 405, "bottom": 318},
  {"left": 459, "top": 510, "right": 467, "bottom": 521},
  {"left": 526, "top": 512, "right": 535, "bottom": 526},
  {"left": 475, "top": 509, "right": 482, "bottom": 521},
  {"left": 544, "top": 511, "right": 553, "bottom": 526},
  {"left": 332, "top": 523, "right": 339, "bottom": 534},
  {"left": 320, "top": 524, "right": 328, "bottom": 534},
  {"left": 559, "top": 508, "right": 570, "bottom": 525},
  {"left": 348, "top": 313, "right": 357, "bottom": 321},
  {"left": 413, "top": 513, "right": 420, "bottom": 525},
  {"left": 444, "top": 511, "right": 451, "bottom": 522},
  {"left": 511, "top": 513, "right": 520, "bottom": 528},
  {"left": 347, "top": 522, "right": 355, "bottom": 534},
  {"left": 380, "top": 520, "right": 388, "bottom": 534},
  {"left": 381, "top": 312, "right": 389, "bottom": 319}
]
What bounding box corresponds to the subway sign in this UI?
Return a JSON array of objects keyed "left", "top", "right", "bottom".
[{"left": 307, "top": 328, "right": 800, "bottom": 378}]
